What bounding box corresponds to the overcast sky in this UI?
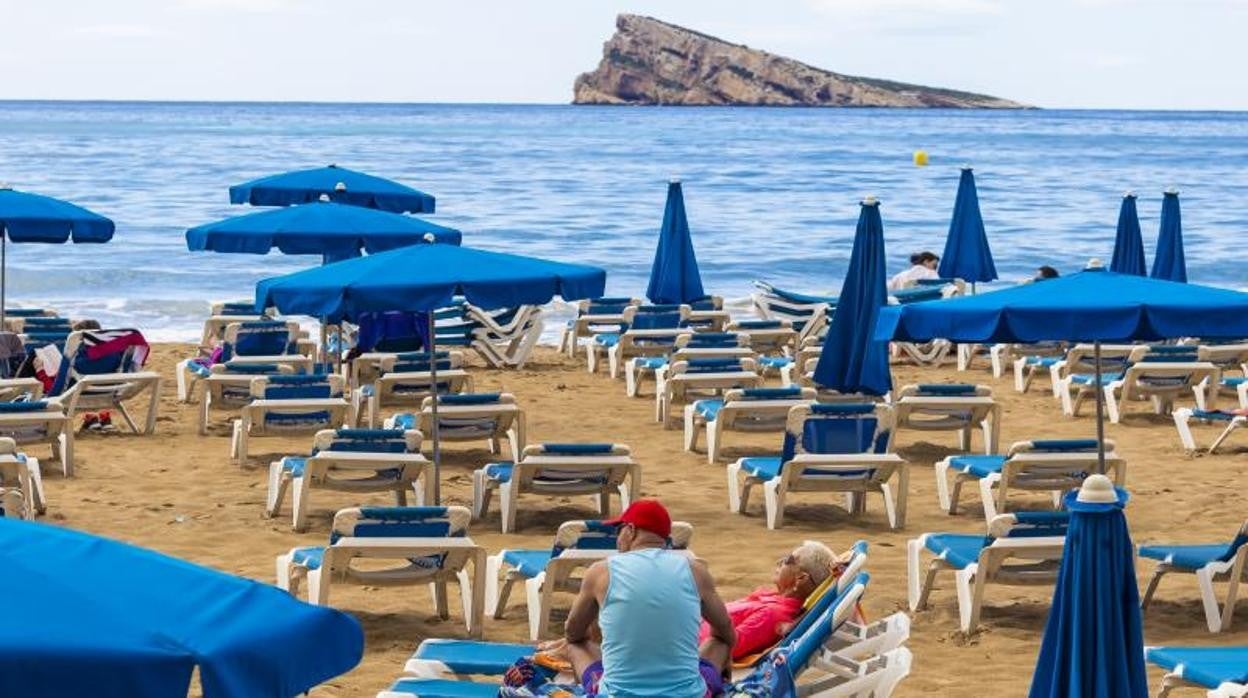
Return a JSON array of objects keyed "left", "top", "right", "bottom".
[{"left": 4, "top": 0, "right": 1244, "bottom": 109}]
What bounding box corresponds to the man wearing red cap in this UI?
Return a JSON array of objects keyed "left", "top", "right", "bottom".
[{"left": 563, "top": 499, "right": 736, "bottom": 697}]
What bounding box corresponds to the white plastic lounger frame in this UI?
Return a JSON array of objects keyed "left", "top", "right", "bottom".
[
  {"left": 1049, "top": 343, "right": 1137, "bottom": 403},
  {"left": 655, "top": 357, "right": 762, "bottom": 428},
  {"left": 1174, "top": 406, "right": 1248, "bottom": 453},
  {"left": 472, "top": 443, "right": 640, "bottom": 534},
  {"left": 935, "top": 438, "right": 1125, "bottom": 520},
  {"left": 276, "top": 505, "right": 486, "bottom": 638},
  {"left": 265, "top": 427, "right": 431, "bottom": 532},
  {"left": 908, "top": 512, "right": 1067, "bottom": 631},
  {"left": 558, "top": 297, "right": 639, "bottom": 358},
  {"left": 231, "top": 374, "right": 350, "bottom": 465},
  {"left": 1146, "top": 645, "right": 1248, "bottom": 698},
  {"left": 0, "top": 400, "right": 72, "bottom": 477},
  {"left": 176, "top": 320, "right": 310, "bottom": 403},
  {"left": 623, "top": 332, "right": 754, "bottom": 398},
  {"left": 398, "top": 393, "right": 526, "bottom": 460},
  {"left": 56, "top": 331, "right": 161, "bottom": 436},
  {"left": 891, "top": 383, "right": 1002, "bottom": 454},
  {"left": 466, "top": 304, "right": 544, "bottom": 369},
  {"left": 1101, "top": 359, "right": 1220, "bottom": 423},
  {"left": 1140, "top": 521, "right": 1248, "bottom": 633},
  {"left": 684, "top": 386, "right": 817, "bottom": 464},
  {"left": 0, "top": 437, "right": 45, "bottom": 518},
  {"left": 196, "top": 364, "right": 295, "bottom": 435},
  {"left": 354, "top": 353, "right": 473, "bottom": 428},
  {"left": 727, "top": 403, "right": 908, "bottom": 530},
  {"left": 994, "top": 342, "right": 1068, "bottom": 392},
  {"left": 725, "top": 318, "right": 798, "bottom": 357}
]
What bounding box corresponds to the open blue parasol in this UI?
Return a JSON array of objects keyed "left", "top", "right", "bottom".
[
  {"left": 229, "top": 164, "right": 436, "bottom": 213},
  {"left": 256, "top": 244, "right": 606, "bottom": 501},
  {"left": 1110, "top": 192, "right": 1147, "bottom": 276},
  {"left": 0, "top": 185, "right": 114, "bottom": 327},
  {"left": 187, "top": 199, "right": 461, "bottom": 264},
  {"left": 938, "top": 167, "right": 997, "bottom": 289},
  {"left": 812, "top": 197, "right": 892, "bottom": 396},
  {"left": 0, "top": 518, "right": 362, "bottom": 697},
  {"left": 646, "top": 178, "right": 706, "bottom": 304}
]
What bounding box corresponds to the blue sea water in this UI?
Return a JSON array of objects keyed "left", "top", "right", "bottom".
[{"left": 1, "top": 101, "right": 1246, "bottom": 341}]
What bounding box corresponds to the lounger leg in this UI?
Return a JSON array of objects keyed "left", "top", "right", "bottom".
[
  {"left": 264, "top": 461, "right": 288, "bottom": 517},
  {"left": 510, "top": 416, "right": 526, "bottom": 459},
  {"left": 291, "top": 475, "right": 313, "bottom": 532},
  {"left": 471, "top": 469, "right": 489, "bottom": 520},
  {"left": 934, "top": 459, "right": 953, "bottom": 513},
  {"left": 525, "top": 576, "right": 546, "bottom": 641},
  {"left": 308, "top": 568, "right": 331, "bottom": 606},
  {"left": 597, "top": 491, "right": 611, "bottom": 517},
  {"left": 494, "top": 577, "right": 516, "bottom": 620},
  {"left": 763, "top": 479, "right": 786, "bottom": 530},
  {"left": 978, "top": 477, "right": 1001, "bottom": 521},
  {"left": 625, "top": 361, "right": 638, "bottom": 397},
  {"left": 1209, "top": 418, "right": 1244, "bottom": 453},
  {"left": 24, "top": 458, "right": 45, "bottom": 515},
  {"left": 1140, "top": 567, "right": 1166, "bottom": 611},
  {"left": 1221, "top": 550, "right": 1246, "bottom": 632},
  {"left": 143, "top": 378, "right": 161, "bottom": 434},
  {"left": 500, "top": 482, "right": 518, "bottom": 534},
  {"left": 893, "top": 466, "right": 909, "bottom": 529},
  {"left": 432, "top": 580, "right": 450, "bottom": 619},
  {"left": 466, "top": 550, "right": 486, "bottom": 638},
  {"left": 176, "top": 360, "right": 191, "bottom": 403},
  {"left": 726, "top": 462, "right": 744, "bottom": 512},
  {"left": 1194, "top": 378, "right": 1212, "bottom": 411},
  {"left": 906, "top": 538, "right": 925, "bottom": 610},
  {"left": 57, "top": 432, "right": 73, "bottom": 478},
  {"left": 484, "top": 554, "right": 503, "bottom": 616},
  {"left": 880, "top": 484, "right": 899, "bottom": 530},
  {"left": 275, "top": 553, "right": 293, "bottom": 592},
  {"left": 682, "top": 406, "right": 698, "bottom": 452},
  {"left": 955, "top": 566, "right": 981, "bottom": 633},
  {"left": 1105, "top": 383, "right": 1122, "bottom": 424},
  {"left": 1197, "top": 566, "right": 1224, "bottom": 633},
  {"left": 1173, "top": 409, "right": 1199, "bottom": 451},
  {"left": 707, "top": 420, "right": 721, "bottom": 465}
]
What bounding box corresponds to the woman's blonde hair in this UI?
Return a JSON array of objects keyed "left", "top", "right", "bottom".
[{"left": 792, "top": 540, "right": 836, "bottom": 586}]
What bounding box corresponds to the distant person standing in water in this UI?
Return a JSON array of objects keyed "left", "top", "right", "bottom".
[
  {"left": 887, "top": 251, "right": 940, "bottom": 291},
  {"left": 1035, "top": 265, "right": 1060, "bottom": 280}
]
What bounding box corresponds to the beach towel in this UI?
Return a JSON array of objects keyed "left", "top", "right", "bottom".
[{"left": 81, "top": 329, "right": 149, "bottom": 368}]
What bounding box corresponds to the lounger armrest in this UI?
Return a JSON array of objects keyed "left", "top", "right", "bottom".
[
  {"left": 790, "top": 454, "right": 904, "bottom": 465},
  {"left": 625, "top": 329, "right": 693, "bottom": 338},
  {"left": 247, "top": 398, "right": 350, "bottom": 409},
  {"left": 71, "top": 371, "right": 162, "bottom": 384},
  {"left": 310, "top": 452, "right": 428, "bottom": 464},
  {"left": 332, "top": 536, "right": 483, "bottom": 557},
  {"left": 0, "top": 378, "right": 44, "bottom": 398},
  {"left": 897, "top": 396, "right": 997, "bottom": 407}
]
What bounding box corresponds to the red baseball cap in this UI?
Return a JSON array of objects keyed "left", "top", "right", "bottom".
[{"left": 603, "top": 499, "right": 672, "bottom": 539}]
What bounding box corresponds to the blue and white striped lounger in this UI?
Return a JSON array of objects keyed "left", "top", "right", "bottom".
[{"left": 1146, "top": 645, "right": 1248, "bottom": 697}]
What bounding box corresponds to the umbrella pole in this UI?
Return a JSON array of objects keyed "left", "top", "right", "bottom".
[
  {"left": 427, "top": 312, "right": 442, "bottom": 504},
  {"left": 319, "top": 318, "right": 328, "bottom": 367},
  {"left": 1094, "top": 340, "right": 1107, "bottom": 472},
  {"left": 1, "top": 234, "right": 6, "bottom": 330}
]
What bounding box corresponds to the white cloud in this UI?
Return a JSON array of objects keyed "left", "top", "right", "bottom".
[
  {"left": 806, "top": 0, "right": 1004, "bottom": 17},
  {"left": 177, "top": 0, "right": 299, "bottom": 14}
]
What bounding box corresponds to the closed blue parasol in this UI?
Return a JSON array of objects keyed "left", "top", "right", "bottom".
[
  {"left": 1110, "top": 193, "right": 1147, "bottom": 276},
  {"left": 1029, "top": 476, "right": 1147, "bottom": 698},
  {"left": 0, "top": 518, "right": 362, "bottom": 697},
  {"left": 229, "top": 164, "right": 436, "bottom": 213},
  {"left": 812, "top": 197, "right": 891, "bottom": 396},
  {"left": 938, "top": 167, "right": 997, "bottom": 288},
  {"left": 0, "top": 185, "right": 114, "bottom": 326},
  {"left": 257, "top": 244, "right": 606, "bottom": 501},
  {"left": 186, "top": 199, "right": 461, "bottom": 264},
  {"left": 1151, "top": 189, "right": 1187, "bottom": 283},
  {"left": 646, "top": 179, "right": 705, "bottom": 304}
]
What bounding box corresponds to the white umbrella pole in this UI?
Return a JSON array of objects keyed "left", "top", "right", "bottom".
[
  {"left": 427, "top": 312, "right": 442, "bottom": 504},
  {"left": 1094, "top": 340, "right": 1107, "bottom": 472}
]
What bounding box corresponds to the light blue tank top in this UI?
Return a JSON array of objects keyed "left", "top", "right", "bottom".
[{"left": 598, "top": 548, "right": 704, "bottom": 698}]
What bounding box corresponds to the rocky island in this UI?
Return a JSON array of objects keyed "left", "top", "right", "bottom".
[{"left": 574, "top": 14, "right": 1025, "bottom": 109}]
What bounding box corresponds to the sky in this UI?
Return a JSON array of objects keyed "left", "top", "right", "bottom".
[{"left": 3, "top": 0, "right": 1245, "bottom": 109}]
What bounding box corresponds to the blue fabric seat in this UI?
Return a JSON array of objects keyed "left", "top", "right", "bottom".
[
  {"left": 1138, "top": 544, "right": 1237, "bottom": 571},
  {"left": 409, "top": 640, "right": 536, "bottom": 677},
  {"left": 693, "top": 399, "right": 724, "bottom": 421},
  {"left": 1146, "top": 646, "right": 1248, "bottom": 689},
  {"left": 592, "top": 333, "right": 619, "bottom": 347},
  {"left": 383, "top": 677, "right": 501, "bottom": 697},
  {"left": 922, "top": 533, "right": 989, "bottom": 570},
  {"left": 499, "top": 550, "right": 553, "bottom": 580},
  {"left": 946, "top": 454, "right": 1008, "bottom": 479}
]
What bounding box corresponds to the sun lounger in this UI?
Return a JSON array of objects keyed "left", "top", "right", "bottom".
[
  {"left": 624, "top": 331, "right": 754, "bottom": 398},
  {"left": 726, "top": 318, "right": 799, "bottom": 357},
  {"left": 685, "top": 386, "right": 817, "bottom": 464},
  {"left": 1140, "top": 521, "right": 1248, "bottom": 633},
  {"left": 276, "top": 505, "right": 486, "bottom": 637},
  {"left": 1, "top": 308, "right": 57, "bottom": 333},
  {"left": 1048, "top": 343, "right": 1137, "bottom": 403},
  {"left": 265, "top": 427, "right": 431, "bottom": 532},
  {"left": 1174, "top": 406, "right": 1248, "bottom": 453},
  {"left": 350, "top": 350, "right": 459, "bottom": 391},
  {"left": 0, "top": 378, "right": 42, "bottom": 403},
  {"left": 655, "top": 357, "right": 762, "bottom": 428},
  {"left": 387, "top": 392, "right": 526, "bottom": 459},
  {"left": 196, "top": 363, "right": 296, "bottom": 435},
  {"left": 484, "top": 519, "right": 695, "bottom": 640},
  {"left": 176, "top": 320, "right": 311, "bottom": 402},
  {"left": 472, "top": 443, "right": 640, "bottom": 534},
  {"left": 0, "top": 400, "right": 72, "bottom": 477},
  {"left": 935, "top": 438, "right": 1124, "bottom": 520},
  {"left": 588, "top": 304, "right": 693, "bottom": 377},
  {"left": 892, "top": 383, "right": 1002, "bottom": 454},
  {"left": 1095, "top": 350, "right": 1220, "bottom": 423},
  {"left": 558, "top": 297, "right": 639, "bottom": 357},
  {"left": 230, "top": 374, "right": 350, "bottom": 465},
  {"left": 464, "top": 303, "right": 544, "bottom": 369},
  {"left": 887, "top": 282, "right": 963, "bottom": 367},
  {"left": 908, "top": 511, "right": 1068, "bottom": 631},
  {"left": 50, "top": 329, "right": 161, "bottom": 435},
  {"left": 0, "top": 437, "right": 45, "bottom": 518},
  {"left": 727, "top": 403, "right": 908, "bottom": 530},
  {"left": 990, "top": 342, "right": 1068, "bottom": 392},
  {"left": 751, "top": 280, "right": 837, "bottom": 333},
  {"left": 1146, "top": 645, "right": 1248, "bottom": 697},
  {"left": 354, "top": 352, "right": 473, "bottom": 428}
]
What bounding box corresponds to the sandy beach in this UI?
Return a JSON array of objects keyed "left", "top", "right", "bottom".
[{"left": 28, "top": 342, "right": 1247, "bottom": 696}]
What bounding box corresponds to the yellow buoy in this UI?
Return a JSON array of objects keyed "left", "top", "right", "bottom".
[{"left": 913, "top": 150, "right": 929, "bottom": 167}]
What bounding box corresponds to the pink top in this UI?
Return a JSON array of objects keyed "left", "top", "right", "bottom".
[{"left": 698, "top": 586, "right": 805, "bottom": 660}]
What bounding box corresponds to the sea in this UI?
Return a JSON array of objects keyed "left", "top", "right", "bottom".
[{"left": 1, "top": 101, "right": 1246, "bottom": 342}]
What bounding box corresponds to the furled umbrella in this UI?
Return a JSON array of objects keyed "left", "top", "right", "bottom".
[
  {"left": 230, "top": 164, "right": 436, "bottom": 214},
  {"left": 1110, "top": 192, "right": 1147, "bottom": 276},
  {"left": 1151, "top": 189, "right": 1187, "bottom": 283},
  {"left": 938, "top": 166, "right": 998, "bottom": 291},
  {"left": 646, "top": 178, "right": 706, "bottom": 304},
  {"left": 0, "top": 518, "right": 363, "bottom": 697},
  {"left": 1028, "top": 475, "right": 1147, "bottom": 698},
  {"left": 812, "top": 197, "right": 892, "bottom": 397},
  {"left": 256, "top": 244, "right": 607, "bottom": 501},
  {"left": 0, "top": 185, "right": 114, "bottom": 327}
]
